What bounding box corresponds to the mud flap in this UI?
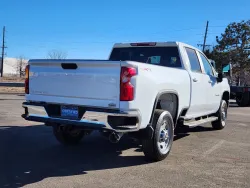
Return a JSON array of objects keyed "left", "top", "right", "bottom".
[{"left": 129, "top": 125, "right": 154, "bottom": 140}]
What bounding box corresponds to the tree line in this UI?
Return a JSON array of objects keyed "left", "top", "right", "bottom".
[{"left": 204, "top": 20, "right": 250, "bottom": 85}]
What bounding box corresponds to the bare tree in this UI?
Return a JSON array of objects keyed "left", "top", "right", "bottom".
[
  {"left": 16, "top": 56, "right": 28, "bottom": 77},
  {"left": 47, "top": 50, "right": 67, "bottom": 59}
]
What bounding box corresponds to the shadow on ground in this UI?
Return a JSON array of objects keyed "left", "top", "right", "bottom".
[
  {"left": 0, "top": 124, "right": 216, "bottom": 188},
  {"left": 174, "top": 125, "right": 215, "bottom": 141},
  {"left": 0, "top": 125, "right": 147, "bottom": 188}
]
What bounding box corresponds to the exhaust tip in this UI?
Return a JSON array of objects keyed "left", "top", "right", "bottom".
[{"left": 109, "top": 132, "right": 123, "bottom": 143}]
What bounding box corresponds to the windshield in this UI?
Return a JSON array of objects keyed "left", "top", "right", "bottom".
[{"left": 109, "top": 47, "right": 182, "bottom": 68}]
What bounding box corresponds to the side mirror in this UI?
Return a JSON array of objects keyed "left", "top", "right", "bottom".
[{"left": 217, "top": 73, "right": 223, "bottom": 82}]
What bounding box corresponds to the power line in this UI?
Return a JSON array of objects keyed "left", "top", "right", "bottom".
[
  {"left": 1, "top": 26, "right": 7, "bottom": 77},
  {"left": 209, "top": 26, "right": 227, "bottom": 28}
]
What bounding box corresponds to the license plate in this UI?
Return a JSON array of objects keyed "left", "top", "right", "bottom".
[{"left": 61, "top": 105, "right": 79, "bottom": 118}]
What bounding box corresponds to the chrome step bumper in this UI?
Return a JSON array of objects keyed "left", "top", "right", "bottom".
[{"left": 22, "top": 102, "right": 141, "bottom": 133}]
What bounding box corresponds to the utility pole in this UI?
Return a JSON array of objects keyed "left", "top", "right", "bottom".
[
  {"left": 1, "top": 26, "right": 7, "bottom": 77},
  {"left": 202, "top": 21, "right": 209, "bottom": 52},
  {"left": 197, "top": 21, "right": 210, "bottom": 52}
]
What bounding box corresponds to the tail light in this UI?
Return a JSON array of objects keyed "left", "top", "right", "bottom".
[
  {"left": 120, "top": 67, "right": 136, "bottom": 101},
  {"left": 25, "top": 65, "right": 30, "bottom": 94}
]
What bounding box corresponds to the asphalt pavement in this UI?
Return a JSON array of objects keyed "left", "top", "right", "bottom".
[{"left": 0, "top": 94, "right": 249, "bottom": 188}]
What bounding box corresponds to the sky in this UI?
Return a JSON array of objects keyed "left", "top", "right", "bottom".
[{"left": 0, "top": 0, "right": 249, "bottom": 59}]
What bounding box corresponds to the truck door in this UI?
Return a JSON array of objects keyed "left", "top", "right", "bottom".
[
  {"left": 184, "top": 47, "right": 209, "bottom": 118},
  {"left": 197, "top": 52, "right": 221, "bottom": 113}
]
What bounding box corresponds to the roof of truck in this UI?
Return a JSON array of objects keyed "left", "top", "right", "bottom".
[
  {"left": 113, "top": 41, "right": 178, "bottom": 47},
  {"left": 113, "top": 41, "right": 201, "bottom": 52}
]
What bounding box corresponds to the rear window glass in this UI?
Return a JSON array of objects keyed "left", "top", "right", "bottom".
[{"left": 109, "top": 47, "right": 182, "bottom": 68}]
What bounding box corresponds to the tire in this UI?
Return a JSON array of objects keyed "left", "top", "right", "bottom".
[
  {"left": 212, "top": 100, "right": 228, "bottom": 130},
  {"left": 142, "top": 109, "right": 174, "bottom": 162},
  {"left": 53, "top": 125, "right": 85, "bottom": 145},
  {"left": 236, "top": 92, "right": 249, "bottom": 107}
]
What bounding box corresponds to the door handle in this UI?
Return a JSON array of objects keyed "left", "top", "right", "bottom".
[{"left": 193, "top": 78, "right": 198, "bottom": 82}]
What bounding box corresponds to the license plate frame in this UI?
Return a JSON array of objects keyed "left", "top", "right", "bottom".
[{"left": 60, "top": 105, "right": 79, "bottom": 119}]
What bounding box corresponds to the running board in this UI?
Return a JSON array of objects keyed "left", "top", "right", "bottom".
[{"left": 183, "top": 116, "right": 218, "bottom": 127}]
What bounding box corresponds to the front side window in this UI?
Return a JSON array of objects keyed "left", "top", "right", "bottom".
[{"left": 199, "top": 52, "right": 214, "bottom": 76}]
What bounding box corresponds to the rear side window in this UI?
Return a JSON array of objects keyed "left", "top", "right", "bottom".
[
  {"left": 109, "top": 47, "right": 182, "bottom": 68},
  {"left": 185, "top": 48, "right": 201, "bottom": 73}
]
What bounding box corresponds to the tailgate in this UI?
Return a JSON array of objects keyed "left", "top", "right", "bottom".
[{"left": 27, "top": 60, "right": 121, "bottom": 109}]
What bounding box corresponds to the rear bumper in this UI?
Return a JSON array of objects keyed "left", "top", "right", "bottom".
[{"left": 21, "top": 102, "right": 141, "bottom": 133}]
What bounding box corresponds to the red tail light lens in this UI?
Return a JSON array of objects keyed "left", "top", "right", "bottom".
[
  {"left": 120, "top": 67, "right": 136, "bottom": 101},
  {"left": 25, "top": 65, "right": 30, "bottom": 94}
]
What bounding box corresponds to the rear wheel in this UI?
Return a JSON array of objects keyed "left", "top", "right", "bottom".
[
  {"left": 212, "top": 100, "right": 228, "bottom": 130},
  {"left": 53, "top": 125, "right": 85, "bottom": 145},
  {"left": 142, "top": 110, "right": 174, "bottom": 162}
]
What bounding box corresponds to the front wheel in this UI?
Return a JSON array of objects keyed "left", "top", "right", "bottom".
[
  {"left": 53, "top": 125, "right": 85, "bottom": 145},
  {"left": 212, "top": 100, "right": 228, "bottom": 130},
  {"left": 142, "top": 110, "right": 174, "bottom": 162}
]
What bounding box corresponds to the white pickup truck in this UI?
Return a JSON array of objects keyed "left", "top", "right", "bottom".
[{"left": 22, "top": 42, "right": 230, "bottom": 161}]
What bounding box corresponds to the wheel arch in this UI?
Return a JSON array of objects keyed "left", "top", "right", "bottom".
[
  {"left": 222, "top": 91, "right": 230, "bottom": 106},
  {"left": 149, "top": 91, "right": 179, "bottom": 127}
]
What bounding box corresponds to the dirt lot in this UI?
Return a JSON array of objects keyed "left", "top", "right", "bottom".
[
  {"left": 0, "top": 77, "right": 25, "bottom": 93},
  {"left": 0, "top": 86, "right": 24, "bottom": 93},
  {"left": 0, "top": 94, "right": 249, "bottom": 188},
  {"left": 0, "top": 77, "right": 25, "bottom": 83}
]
